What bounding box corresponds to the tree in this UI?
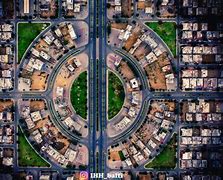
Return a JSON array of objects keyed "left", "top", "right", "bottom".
[
  {"left": 107, "top": 24, "right": 111, "bottom": 35},
  {"left": 106, "top": 3, "right": 111, "bottom": 8}
]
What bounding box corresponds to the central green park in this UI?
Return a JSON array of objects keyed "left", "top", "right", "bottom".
[
  {"left": 108, "top": 71, "right": 125, "bottom": 120},
  {"left": 70, "top": 71, "right": 88, "bottom": 119}
]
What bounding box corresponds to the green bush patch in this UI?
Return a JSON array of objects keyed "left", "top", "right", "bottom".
[{"left": 118, "top": 151, "right": 126, "bottom": 161}]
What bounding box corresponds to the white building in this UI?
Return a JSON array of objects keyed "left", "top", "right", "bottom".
[
  {"left": 130, "top": 78, "right": 139, "bottom": 89},
  {"left": 68, "top": 24, "right": 77, "bottom": 40}
]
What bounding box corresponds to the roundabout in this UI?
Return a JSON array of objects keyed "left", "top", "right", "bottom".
[{"left": 15, "top": 19, "right": 178, "bottom": 171}]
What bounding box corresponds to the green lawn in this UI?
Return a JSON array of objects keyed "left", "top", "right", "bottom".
[
  {"left": 145, "top": 134, "right": 177, "bottom": 169},
  {"left": 18, "top": 128, "right": 50, "bottom": 167},
  {"left": 70, "top": 71, "right": 88, "bottom": 119},
  {"left": 108, "top": 71, "right": 125, "bottom": 119},
  {"left": 145, "top": 22, "right": 176, "bottom": 57},
  {"left": 18, "top": 22, "right": 50, "bottom": 63}
]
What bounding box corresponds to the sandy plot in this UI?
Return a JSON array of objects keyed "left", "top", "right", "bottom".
[
  {"left": 124, "top": 35, "right": 138, "bottom": 51},
  {"left": 31, "top": 71, "right": 48, "bottom": 91},
  {"left": 55, "top": 54, "right": 88, "bottom": 89},
  {"left": 41, "top": 0, "right": 57, "bottom": 18},
  {"left": 135, "top": 123, "right": 156, "bottom": 143},
  {"left": 167, "top": 102, "right": 176, "bottom": 111},
  {"left": 145, "top": 0, "right": 153, "bottom": 7},
  {"left": 133, "top": 42, "right": 152, "bottom": 60},
  {"left": 111, "top": 23, "right": 128, "bottom": 30},
  {"left": 64, "top": 34, "right": 73, "bottom": 45},
  {"left": 137, "top": 1, "right": 145, "bottom": 9},
  {"left": 145, "top": 62, "right": 167, "bottom": 90},
  {"left": 32, "top": 117, "right": 49, "bottom": 132},
  {"left": 158, "top": 53, "right": 171, "bottom": 67},
  {"left": 202, "top": 55, "right": 215, "bottom": 64},
  {"left": 119, "top": 61, "right": 135, "bottom": 80},
  {"left": 181, "top": 102, "right": 188, "bottom": 121},
  {"left": 149, "top": 102, "right": 167, "bottom": 116},
  {"left": 60, "top": 25, "right": 69, "bottom": 36},
  {"left": 60, "top": 26, "right": 73, "bottom": 44},
  {"left": 0, "top": 100, "right": 13, "bottom": 112},
  {"left": 150, "top": 101, "right": 175, "bottom": 113},
  {"left": 30, "top": 100, "right": 45, "bottom": 111},
  {"left": 35, "top": 40, "right": 49, "bottom": 52},
  {"left": 57, "top": 137, "right": 70, "bottom": 154},
  {"left": 121, "top": 0, "right": 133, "bottom": 17},
  {"left": 144, "top": 54, "right": 173, "bottom": 90},
  {"left": 66, "top": 10, "right": 75, "bottom": 17},
  {"left": 124, "top": 26, "right": 142, "bottom": 51},
  {"left": 159, "top": 6, "right": 176, "bottom": 18},
  {"left": 208, "top": 69, "right": 220, "bottom": 77},
  {"left": 49, "top": 126, "right": 70, "bottom": 154},
  {"left": 109, "top": 150, "right": 121, "bottom": 161},
  {"left": 55, "top": 67, "right": 70, "bottom": 87}
]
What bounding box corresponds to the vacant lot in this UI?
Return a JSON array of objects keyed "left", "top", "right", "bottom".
[
  {"left": 124, "top": 25, "right": 142, "bottom": 51},
  {"left": 18, "top": 23, "right": 50, "bottom": 63},
  {"left": 31, "top": 71, "right": 48, "bottom": 91},
  {"left": 146, "top": 22, "right": 176, "bottom": 57},
  {"left": 70, "top": 71, "right": 87, "bottom": 119},
  {"left": 111, "top": 23, "right": 127, "bottom": 30},
  {"left": 121, "top": 0, "right": 133, "bottom": 17},
  {"left": 0, "top": 100, "right": 13, "bottom": 112},
  {"left": 30, "top": 100, "right": 45, "bottom": 111},
  {"left": 18, "top": 128, "right": 50, "bottom": 167},
  {"left": 145, "top": 53, "right": 171, "bottom": 90},
  {"left": 108, "top": 71, "right": 125, "bottom": 119}
]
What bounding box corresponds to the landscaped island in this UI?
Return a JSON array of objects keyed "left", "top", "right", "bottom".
[
  {"left": 18, "top": 22, "right": 50, "bottom": 62},
  {"left": 70, "top": 71, "right": 88, "bottom": 119},
  {"left": 108, "top": 71, "right": 125, "bottom": 119},
  {"left": 145, "top": 22, "right": 176, "bottom": 57}
]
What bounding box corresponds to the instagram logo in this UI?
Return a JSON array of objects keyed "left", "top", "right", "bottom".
[{"left": 80, "top": 171, "right": 88, "bottom": 180}]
